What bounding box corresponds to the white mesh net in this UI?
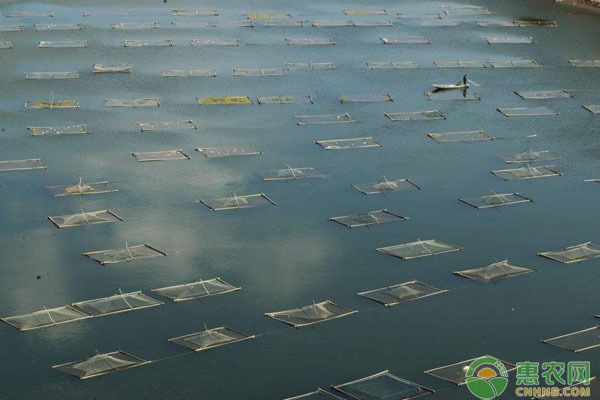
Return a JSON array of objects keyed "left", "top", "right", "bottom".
[
  {"left": 73, "top": 291, "right": 162, "bottom": 316},
  {"left": 377, "top": 239, "right": 462, "bottom": 260},
  {"left": 316, "top": 137, "right": 382, "bottom": 150},
  {"left": 266, "top": 300, "right": 357, "bottom": 327},
  {"left": 538, "top": 242, "right": 600, "bottom": 264},
  {"left": 152, "top": 278, "right": 240, "bottom": 301},
  {"left": 28, "top": 125, "right": 88, "bottom": 136},
  {"left": 170, "top": 326, "right": 252, "bottom": 351},
  {"left": 359, "top": 281, "right": 446, "bottom": 306},
  {"left": 353, "top": 176, "right": 420, "bottom": 195},
  {"left": 84, "top": 243, "right": 166, "bottom": 265},
  {"left": 1, "top": 306, "right": 90, "bottom": 331},
  {"left": 0, "top": 159, "right": 46, "bottom": 172},
  {"left": 54, "top": 351, "right": 148, "bottom": 379},
  {"left": 455, "top": 261, "right": 535, "bottom": 283}
]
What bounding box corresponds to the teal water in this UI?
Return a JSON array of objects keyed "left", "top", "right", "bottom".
[{"left": 0, "top": 0, "right": 599, "bottom": 399}]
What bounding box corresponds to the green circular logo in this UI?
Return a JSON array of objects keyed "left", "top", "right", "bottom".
[{"left": 465, "top": 356, "right": 509, "bottom": 400}]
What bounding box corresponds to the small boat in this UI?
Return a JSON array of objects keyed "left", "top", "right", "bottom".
[{"left": 432, "top": 82, "right": 470, "bottom": 90}]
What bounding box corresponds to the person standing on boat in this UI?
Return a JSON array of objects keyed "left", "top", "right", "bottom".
[{"left": 462, "top": 74, "right": 467, "bottom": 85}]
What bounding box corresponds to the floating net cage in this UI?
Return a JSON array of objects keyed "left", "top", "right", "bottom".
[
  {"left": 498, "top": 107, "right": 559, "bottom": 117},
  {"left": 396, "top": 12, "right": 443, "bottom": 20},
  {"left": 28, "top": 124, "right": 89, "bottom": 136},
  {"left": 284, "top": 389, "right": 344, "bottom": 399},
  {"left": 514, "top": 18, "right": 557, "bottom": 27},
  {"left": 123, "top": 39, "right": 173, "bottom": 47},
  {"left": 105, "top": 98, "right": 160, "bottom": 108},
  {"left": 569, "top": 59, "right": 600, "bottom": 68},
  {"left": 419, "top": 20, "right": 460, "bottom": 27},
  {"left": 72, "top": 291, "right": 162, "bottom": 317},
  {"left": 330, "top": 209, "right": 408, "bottom": 228},
  {"left": 339, "top": 93, "right": 393, "bottom": 104},
  {"left": 47, "top": 179, "right": 117, "bottom": 197},
  {"left": 191, "top": 38, "right": 240, "bottom": 46},
  {"left": 486, "top": 36, "right": 533, "bottom": 44},
  {"left": 332, "top": 370, "right": 434, "bottom": 400},
  {"left": 198, "top": 96, "right": 252, "bottom": 105},
  {"left": 583, "top": 105, "right": 600, "bottom": 114},
  {"left": 381, "top": 36, "right": 430, "bottom": 44},
  {"left": 377, "top": 239, "right": 463, "bottom": 260},
  {"left": 49, "top": 209, "right": 123, "bottom": 229},
  {"left": 353, "top": 177, "right": 420, "bottom": 195},
  {"left": 455, "top": 260, "right": 535, "bottom": 283},
  {"left": 316, "top": 137, "right": 382, "bottom": 150},
  {"left": 132, "top": 149, "right": 190, "bottom": 162},
  {"left": 246, "top": 12, "right": 292, "bottom": 20},
  {"left": 258, "top": 95, "right": 313, "bottom": 105},
  {"left": 137, "top": 120, "right": 197, "bottom": 132},
  {"left": 263, "top": 20, "right": 305, "bottom": 27},
  {"left": 426, "top": 90, "right": 481, "bottom": 101},
  {"left": 516, "top": 90, "right": 570, "bottom": 100},
  {"left": 25, "top": 71, "right": 79, "bottom": 80},
  {"left": 286, "top": 38, "right": 336, "bottom": 46},
  {"left": 233, "top": 68, "right": 286, "bottom": 76},
  {"left": 93, "top": 64, "right": 132, "bottom": 73},
  {"left": 434, "top": 60, "right": 488, "bottom": 68},
  {"left": 163, "top": 68, "right": 216, "bottom": 77},
  {"left": 0, "top": 41, "right": 13, "bottom": 49},
  {"left": 34, "top": 23, "right": 81, "bottom": 31},
  {"left": 492, "top": 165, "right": 561, "bottom": 181},
  {"left": 344, "top": 8, "right": 388, "bottom": 15},
  {"left": 489, "top": 59, "right": 541, "bottom": 68},
  {"left": 295, "top": 113, "right": 354, "bottom": 125},
  {"left": 265, "top": 300, "right": 357, "bottom": 328},
  {"left": 169, "top": 326, "right": 253, "bottom": 351},
  {"left": 358, "top": 280, "right": 447, "bottom": 307},
  {"left": 310, "top": 20, "right": 353, "bottom": 27},
  {"left": 428, "top": 130, "right": 492, "bottom": 143},
  {"left": 84, "top": 243, "right": 166, "bottom": 265},
  {"left": 352, "top": 20, "right": 394, "bottom": 27},
  {"left": 505, "top": 149, "right": 552, "bottom": 164},
  {"left": 385, "top": 110, "right": 445, "bottom": 122},
  {"left": 1, "top": 305, "right": 90, "bottom": 331},
  {"left": 197, "top": 145, "right": 262, "bottom": 159},
  {"left": 25, "top": 99, "right": 79, "bottom": 109},
  {"left": 112, "top": 21, "right": 159, "bottom": 30},
  {"left": 542, "top": 326, "right": 600, "bottom": 352},
  {"left": 0, "top": 25, "right": 24, "bottom": 32},
  {"left": 201, "top": 193, "right": 276, "bottom": 211},
  {"left": 476, "top": 19, "right": 517, "bottom": 27},
  {"left": 442, "top": 5, "right": 490, "bottom": 15},
  {"left": 53, "top": 351, "right": 149, "bottom": 380},
  {"left": 152, "top": 278, "right": 240, "bottom": 302},
  {"left": 538, "top": 242, "right": 600, "bottom": 264},
  {"left": 425, "top": 356, "right": 516, "bottom": 385},
  {"left": 38, "top": 40, "right": 88, "bottom": 48},
  {"left": 285, "top": 62, "right": 336, "bottom": 71},
  {"left": 0, "top": 158, "right": 46, "bottom": 172},
  {"left": 460, "top": 192, "right": 532, "bottom": 209},
  {"left": 264, "top": 166, "right": 325, "bottom": 181},
  {"left": 82, "top": 10, "right": 132, "bottom": 17},
  {"left": 172, "top": 20, "right": 254, "bottom": 28},
  {"left": 172, "top": 9, "right": 220, "bottom": 16},
  {"left": 367, "top": 61, "right": 418, "bottom": 70},
  {"left": 5, "top": 10, "right": 54, "bottom": 17}
]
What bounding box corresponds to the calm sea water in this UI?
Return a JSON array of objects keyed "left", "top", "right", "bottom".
[{"left": 0, "top": 0, "right": 599, "bottom": 399}]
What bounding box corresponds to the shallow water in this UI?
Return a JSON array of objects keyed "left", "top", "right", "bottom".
[{"left": 0, "top": 0, "right": 599, "bottom": 399}]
